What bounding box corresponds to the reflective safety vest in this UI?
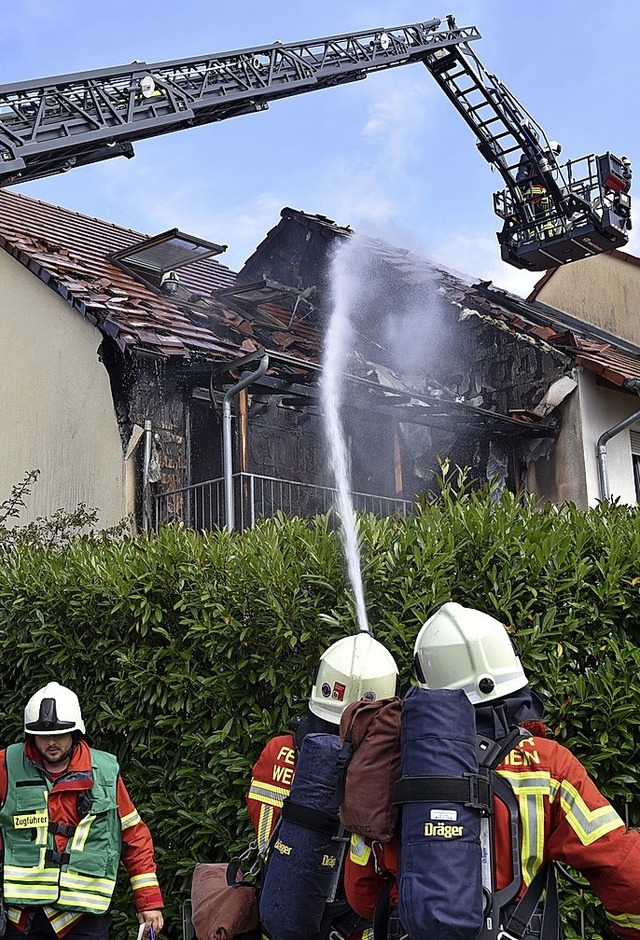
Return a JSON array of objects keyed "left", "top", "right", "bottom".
[{"left": 0, "top": 743, "right": 122, "bottom": 915}]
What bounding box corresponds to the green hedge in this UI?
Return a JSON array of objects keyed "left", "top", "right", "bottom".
[{"left": 0, "top": 481, "right": 639, "bottom": 938}]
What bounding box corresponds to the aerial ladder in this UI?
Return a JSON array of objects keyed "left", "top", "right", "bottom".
[{"left": 0, "top": 16, "right": 632, "bottom": 271}]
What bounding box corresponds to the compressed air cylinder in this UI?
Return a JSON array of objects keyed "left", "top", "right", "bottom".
[
  {"left": 259, "top": 733, "right": 344, "bottom": 940},
  {"left": 397, "top": 686, "right": 483, "bottom": 940}
]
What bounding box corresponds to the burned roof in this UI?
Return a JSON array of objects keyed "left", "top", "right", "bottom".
[
  {"left": 282, "top": 216, "right": 640, "bottom": 391},
  {"left": 0, "top": 190, "right": 322, "bottom": 364},
  {"left": 465, "top": 279, "right": 640, "bottom": 388},
  {"left": 3, "top": 192, "right": 639, "bottom": 438}
]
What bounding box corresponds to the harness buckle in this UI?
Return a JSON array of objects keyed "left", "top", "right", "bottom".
[
  {"left": 328, "top": 929, "right": 346, "bottom": 940},
  {"left": 465, "top": 772, "right": 493, "bottom": 813},
  {"left": 44, "top": 848, "right": 71, "bottom": 866}
]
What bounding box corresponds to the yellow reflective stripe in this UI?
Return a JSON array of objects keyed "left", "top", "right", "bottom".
[
  {"left": 362, "top": 931, "right": 374, "bottom": 940},
  {"left": 257, "top": 804, "right": 275, "bottom": 855},
  {"left": 44, "top": 907, "right": 83, "bottom": 932},
  {"left": 607, "top": 911, "right": 640, "bottom": 931},
  {"left": 515, "top": 791, "right": 544, "bottom": 885},
  {"left": 57, "top": 872, "right": 116, "bottom": 913},
  {"left": 130, "top": 872, "right": 160, "bottom": 891},
  {"left": 497, "top": 770, "right": 548, "bottom": 886},
  {"left": 34, "top": 819, "right": 49, "bottom": 846},
  {"left": 121, "top": 808, "right": 141, "bottom": 831},
  {"left": 349, "top": 834, "right": 371, "bottom": 866},
  {"left": 57, "top": 891, "right": 110, "bottom": 913},
  {"left": 498, "top": 767, "right": 625, "bottom": 862},
  {"left": 4, "top": 864, "right": 59, "bottom": 883},
  {"left": 248, "top": 780, "right": 288, "bottom": 808},
  {"left": 558, "top": 780, "right": 624, "bottom": 846},
  {"left": 70, "top": 814, "right": 95, "bottom": 852},
  {"left": 496, "top": 769, "right": 554, "bottom": 793},
  {"left": 60, "top": 871, "right": 116, "bottom": 893},
  {"left": 4, "top": 883, "right": 59, "bottom": 902},
  {"left": 6, "top": 907, "right": 21, "bottom": 926}
]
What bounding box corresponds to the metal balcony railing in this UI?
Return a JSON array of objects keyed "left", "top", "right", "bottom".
[{"left": 154, "top": 472, "right": 412, "bottom": 531}]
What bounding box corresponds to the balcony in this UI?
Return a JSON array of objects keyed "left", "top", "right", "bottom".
[{"left": 154, "top": 472, "right": 412, "bottom": 532}]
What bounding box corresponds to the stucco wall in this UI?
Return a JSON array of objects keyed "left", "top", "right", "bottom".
[
  {"left": 526, "top": 370, "right": 640, "bottom": 508},
  {"left": 534, "top": 253, "right": 640, "bottom": 346},
  {"left": 526, "top": 382, "right": 588, "bottom": 508},
  {"left": 577, "top": 370, "right": 640, "bottom": 506},
  {"left": 0, "top": 250, "right": 127, "bottom": 527}
]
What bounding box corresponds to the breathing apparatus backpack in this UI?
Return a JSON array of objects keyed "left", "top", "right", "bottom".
[
  {"left": 258, "top": 732, "right": 357, "bottom": 940},
  {"left": 341, "top": 687, "right": 561, "bottom": 940},
  {"left": 393, "top": 687, "right": 486, "bottom": 940}
]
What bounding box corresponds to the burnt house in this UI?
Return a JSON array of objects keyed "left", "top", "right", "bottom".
[
  {"left": 2, "top": 193, "right": 640, "bottom": 532},
  {"left": 231, "top": 208, "right": 640, "bottom": 508}
]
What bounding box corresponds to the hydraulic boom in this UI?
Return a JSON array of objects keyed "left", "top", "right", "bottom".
[{"left": 0, "top": 16, "right": 631, "bottom": 270}]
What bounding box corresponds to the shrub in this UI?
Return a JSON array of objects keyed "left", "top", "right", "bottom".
[{"left": 0, "top": 481, "right": 637, "bottom": 937}]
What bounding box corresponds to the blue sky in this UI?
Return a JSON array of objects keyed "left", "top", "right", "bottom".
[{"left": 2, "top": 0, "right": 639, "bottom": 296}]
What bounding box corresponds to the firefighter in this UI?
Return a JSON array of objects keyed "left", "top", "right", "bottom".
[
  {"left": 247, "top": 633, "right": 398, "bottom": 940},
  {"left": 344, "top": 603, "right": 640, "bottom": 940},
  {"left": 0, "top": 682, "right": 163, "bottom": 940},
  {"left": 247, "top": 632, "right": 399, "bottom": 856},
  {"left": 516, "top": 141, "right": 561, "bottom": 240}
]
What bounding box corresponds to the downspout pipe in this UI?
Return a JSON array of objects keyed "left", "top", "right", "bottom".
[
  {"left": 142, "top": 419, "right": 152, "bottom": 531},
  {"left": 217, "top": 354, "right": 270, "bottom": 531},
  {"left": 596, "top": 378, "right": 640, "bottom": 500}
]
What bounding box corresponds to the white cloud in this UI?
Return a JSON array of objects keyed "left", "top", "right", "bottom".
[
  {"left": 362, "top": 83, "right": 433, "bottom": 169},
  {"left": 143, "top": 190, "right": 285, "bottom": 271},
  {"left": 428, "top": 232, "right": 540, "bottom": 298}
]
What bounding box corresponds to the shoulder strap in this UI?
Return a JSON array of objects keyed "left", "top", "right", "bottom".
[
  {"left": 481, "top": 730, "right": 560, "bottom": 940},
  {"left": 477, "top": 727, "right": 527, "bottom": 770},
  {"left": 89, "top": 747, "right": 119, "bottom": 783},
  {"left": 280, "top": 798, "right": 340, "bottom": 836},
  {"left": 5, "top": 743, "right": 31, "bottom": 781},
  {"left": 372, "top": 878, "right": 392, "bottom": 940},
  {"left": 500, "top": 864, "right": 560, "bottom": 940},
  {"left": 477, "top": 729, "right": 528, "bottom": 940}
]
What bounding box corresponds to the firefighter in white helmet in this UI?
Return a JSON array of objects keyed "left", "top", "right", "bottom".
[
  {"left": 247, "top": 633, "right": 398, "bottom": 855},
  {"left": 0, "top": 682, "right": 163, "bottom": 940},
  {"left": 515, "top": 139, "right": 562, "bottom": 241},
  {"left": 308, "top": 632, "right": 400, "bottom": 724},
  {"left": 345, "top": 603, "right": 640, "bottom": 939},
  {"left": 412, "top": 601, "right": 529, "bottom": 705},
  {"left": 246, "top": 633, "right": 397, "bottom": 940}
]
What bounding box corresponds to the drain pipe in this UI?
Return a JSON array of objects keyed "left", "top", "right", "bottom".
[
  {"left": 596, "top": 378, "right": 640, "bottom": 500},
  {"left": 215, "top": 354, "right": 269, "bottom": 531},
  {"left": 142, "top": 419, "right": 153, "bottom": 531}
]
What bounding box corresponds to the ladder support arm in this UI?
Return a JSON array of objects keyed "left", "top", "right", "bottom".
[{"left": 0, "top": 20, "right": 480, "bottom": 186}]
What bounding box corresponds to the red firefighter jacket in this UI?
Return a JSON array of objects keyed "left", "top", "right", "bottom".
[
  {"left": 246, "top": 734, "right": 296, "bottom": 857},
  {"left": 345, "top": 735, "right": 640, "bottom": 940},
  {"left": 0, "top": 739, "right": 163, "bottom": 938}
]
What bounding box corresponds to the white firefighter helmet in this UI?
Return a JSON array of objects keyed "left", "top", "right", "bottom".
[
  {"left": 546, "top": 140, "right": 562, "bottom": 156},
  {"left": 309, "top": 632, "right": 399, "bottom": 724},
  {"left": 413, "top": 602, "right": 527, "bottom": 705},
  {"left": 24, "top": 682, "right": 86, "bottom": 735}
]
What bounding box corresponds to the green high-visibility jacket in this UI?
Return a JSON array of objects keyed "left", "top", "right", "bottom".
[{"left": 0, "top": 742, "right": 122, "bottom": 914}]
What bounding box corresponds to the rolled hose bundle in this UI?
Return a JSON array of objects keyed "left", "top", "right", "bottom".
[
  {"left": 397, "top": 687, "right": 483, "bottom": 940},
  {"left": 259, "top": 733, "right": 344, "bottom": 940}
]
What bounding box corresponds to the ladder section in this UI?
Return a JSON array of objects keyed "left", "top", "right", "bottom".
[
  {"left": 0, "top": 20, "right": 481, "bottom": 186},
  {"left": 422, "top": 42, "right": 565, "bottom": 215}
]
